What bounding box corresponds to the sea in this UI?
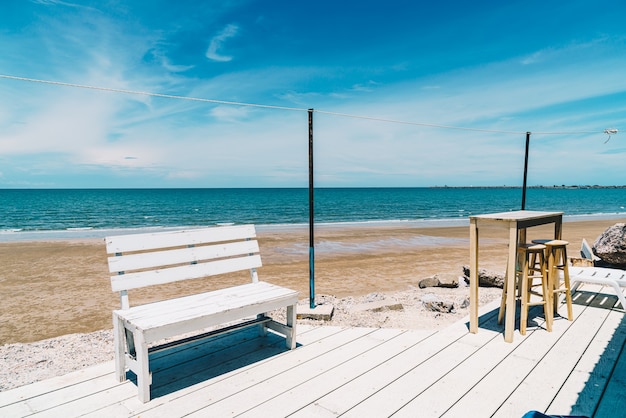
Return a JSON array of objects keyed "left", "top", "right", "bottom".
[{"left": 1, "top": 187, "right": 625, "bottom": 242}]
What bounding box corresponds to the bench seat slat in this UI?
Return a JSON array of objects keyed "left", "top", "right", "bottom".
[
  {"left": 570, "top": 267, "right": 626, "bottom": 283},
  {"left": 110, "top": 254, "right": 262, "bottom": 292},
  {"left": 117, "top": 281, "right": 292, "bottom": 323},
  {"left": 106, "top": 224, "right": 256, "bottom": 254},
  {"left": 108, "top": 240, "right": 260, "bottom": 273},
  {"left": 114, "top": 282, "right": 298, "bottom": 343}
]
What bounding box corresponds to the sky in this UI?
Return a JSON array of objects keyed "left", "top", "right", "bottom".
[{"left": 1, "top": 0, "right": 625, "bottom": 188}]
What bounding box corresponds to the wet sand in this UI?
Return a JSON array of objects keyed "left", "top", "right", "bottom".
[{"left": 0, "top": 218, "right": 623, "bottom": 344}]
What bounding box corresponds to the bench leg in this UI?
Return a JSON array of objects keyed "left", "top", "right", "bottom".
[
  {"left": 112, "top": 313, "right": 127, "bottom": 382},
  {"left": 257, "top": 313, "right": 268, "bottom": 337},
  {"left": 609, "top": 282, "right": 626, "bottom": 311},
  {"left": 134, "top": 331, "right": 151, "bottom": 403},
  {"left": 286, "top": 304, "right": 296, "bottom": 350}
]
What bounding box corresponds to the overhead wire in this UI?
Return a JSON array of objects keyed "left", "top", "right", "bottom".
[
  {"left": 0, "top": 74, "right": 308, "bottom": 113},
  {"left": 0, "top": 74, "right": 617, "bottom": 138}
]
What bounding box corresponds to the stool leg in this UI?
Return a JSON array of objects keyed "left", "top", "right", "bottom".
[
  {"left": 548, "top": 247, "right": 557, "bottom": 316},
  {"left": 520, "top": 252, "right": 530, "bottom": 335},
  {"left": 498, "top": 268, "right": 508, "bottom": 325},
  {"left": 560, "top": 248, "right": 574, "bottom": 321},
  {"left": 539, "top": 251, "right": 553, "bottom": 332}
]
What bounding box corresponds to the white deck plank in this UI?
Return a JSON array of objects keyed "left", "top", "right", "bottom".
[
  {"left": 0, "top": 375, "right": 127, "bottom": 417},
  {"left": 184, "top": 328, "right": 406, "bottom": 417},
  {"left": 391, "top": 320, "right": 534, "bottom": 417},
  {"left": 27, "top": 383, "right": 136, "bottom": 418},
  {"left": 0, "top": 361, "right": 114, "bottom": 406},
  {"left": 440, "top": 299, "right": 591, "bottom": 418},
  {"left": 592, "top": 314, "right": 626, "bottom": 418},
  {"left": 0, "top": 363, "right": 122, "bottom": 417},
  {"left": 547, "top": 304, "right": 626, "bottom": 416},
  {"left": 492, "top": 297, "right": 611, "bottom": 417},
  {"left": 291, "top": 317, "right": 487, "bottom": 417},
  {"left": 235, "top": 329, "right": 437, "bottom": 417},
  {"left": 2, "top": 327, "right": 326, "bottom": 418},
  {"left": 58, "top": 326, "right": 338, "bottom": 418},
  {"left": 338, "top": 321, "right": 504, "bottom": 417},
  {"left": 126, "top": 327, "right": 375, "bottom": 418}
]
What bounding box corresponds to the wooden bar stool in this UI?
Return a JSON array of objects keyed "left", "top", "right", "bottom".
[
  {"left": 498, "top": 243, "right": 553, "bottom": 335},
  {"left": 532, "top": 239, "right": 574, "bottom": 321}
]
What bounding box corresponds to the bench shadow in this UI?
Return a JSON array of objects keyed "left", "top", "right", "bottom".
[
  {"left": 124, "top": 327, "right": 297, "bottom": 400},
  {"left": 571, "top": 290, "right": 621, "bottom": 311}
]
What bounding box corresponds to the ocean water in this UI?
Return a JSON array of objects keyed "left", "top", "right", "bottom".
[{"left": 1, "top": 187, "right": 625, "bottom": 241}]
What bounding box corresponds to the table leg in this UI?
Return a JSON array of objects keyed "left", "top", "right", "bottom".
[
  {"left": 469, "top": 218, "right": 479, "bottom": 334},
  {"left": 554, "top": 218, "right": 562, "bottom": 240},
  {"left": 504, "top": 224, "right": 518, "bottom": 342}
]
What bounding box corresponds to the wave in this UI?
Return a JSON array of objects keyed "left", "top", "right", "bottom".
[{"left": 1, "top": 211, "right": 626, "bottom": 243}]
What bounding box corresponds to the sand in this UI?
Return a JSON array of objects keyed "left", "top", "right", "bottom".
[{"left": 1, "top": 217, "right": 623, "bottom": 390}]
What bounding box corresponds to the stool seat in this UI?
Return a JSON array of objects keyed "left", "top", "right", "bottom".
[
  {"left": 532, "top": 239, "right": 569, "bottom": 246},
  {"left": 523, "top": 243, "right": 549, "bottom": 251}
]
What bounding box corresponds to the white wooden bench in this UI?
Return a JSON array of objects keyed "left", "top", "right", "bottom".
[{"left": 106, "top": 224, "right": 298, "bottom": 403}]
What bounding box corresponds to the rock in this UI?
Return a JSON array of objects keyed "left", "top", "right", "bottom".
[
  {"left": 436, "top": 273, "right": 459, "bottom": 288},
  {"left": 418, "top": 276, "right": 441, "bottom": 288},
  {"left": 296, "top": 303, "right": 335, "bottom": 321},
  {"left": 462, "top": 265, "right": 505, "bottom": 288},
  {"left": 421, "top": 293, "right": 455, "bottom": 313},
  {"left": 593, "top": 223, "right": 626, "bottom": 267},
  {"left": 353, "top": 300, "right": 404, "bottom": 313},
  {"left": 419, "top": 273, "right": 459, "bottom": 289}
]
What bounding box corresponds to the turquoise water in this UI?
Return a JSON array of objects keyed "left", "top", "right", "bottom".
[{"left": 1, "top": 187, "right": 625, "bottom": 241}]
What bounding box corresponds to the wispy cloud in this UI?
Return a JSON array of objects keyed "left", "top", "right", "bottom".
[
  {"left": 209, "top": 105, "right": 252, "bottom": 122},
  {"left": 206, "top": 24, "right": 239, "bottom": 62},
  {"left": 30, "top": 0, "right": 101, "bottom": 12}
]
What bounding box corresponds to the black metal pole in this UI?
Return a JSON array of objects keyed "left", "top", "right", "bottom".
[
  {"left": 308, "top": 109, "right": 315, "bottom": 309},
  {"left": 521, "top": 131, "right": 531, "bottom": 210}
]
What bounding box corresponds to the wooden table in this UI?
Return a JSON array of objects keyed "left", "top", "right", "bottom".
[{"left": 469, "top": 210, "right": 563, "bottom": 342}]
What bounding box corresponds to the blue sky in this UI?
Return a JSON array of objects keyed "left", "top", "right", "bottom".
[{"left": 1, "top": 0, "right": 625, "bottom": 188}]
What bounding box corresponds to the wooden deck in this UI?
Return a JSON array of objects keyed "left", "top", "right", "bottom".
[{"left": 1, "top": 284, "right": 625, "bottom": 417}]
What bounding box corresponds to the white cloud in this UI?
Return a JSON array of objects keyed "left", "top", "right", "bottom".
[
  {"left": 206, "top": 24, "right": 239, "bottom": 62},
  {"left": 209, "top": 105, "right": 252, "bottom": 122}
]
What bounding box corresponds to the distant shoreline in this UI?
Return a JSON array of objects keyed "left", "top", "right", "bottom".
[
  {"left": 430, "top": 185, "right": 626, "bottom": 189},
  {"left": 1, "top": 185, "right": 626, "bottom": 190}
]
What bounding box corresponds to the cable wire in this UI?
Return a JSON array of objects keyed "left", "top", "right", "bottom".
[{"left": 0, "top": 74, "right": 617, "bottom": 137}]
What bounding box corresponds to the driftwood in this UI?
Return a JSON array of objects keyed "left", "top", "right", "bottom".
[{"left": 462, "top": 265, "right": 505, "bottom": 288}]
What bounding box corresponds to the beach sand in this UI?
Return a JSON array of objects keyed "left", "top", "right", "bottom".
[{"left": 1, "top": 217, "right": 622, "bottom": 345}]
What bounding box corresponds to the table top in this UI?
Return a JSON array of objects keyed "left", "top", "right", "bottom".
[{"left": 470, "top": 210, "right": 563, "bottom": 222}]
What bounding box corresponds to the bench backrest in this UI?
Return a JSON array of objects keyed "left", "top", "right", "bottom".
[{"left": 106, "top": 224, "right": 261, "bottom": 309}]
